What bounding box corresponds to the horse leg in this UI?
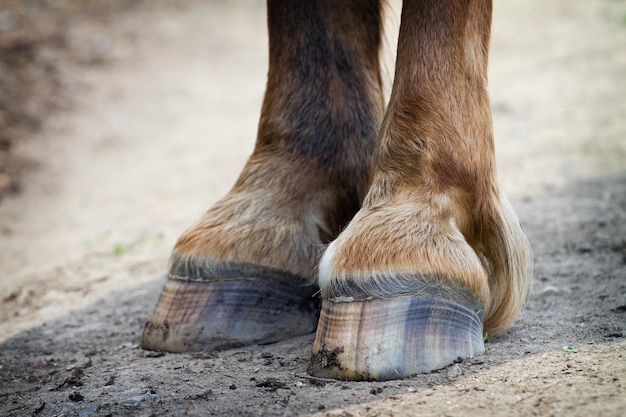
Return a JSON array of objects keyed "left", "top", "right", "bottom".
[
  {"left": 310, "top": 0, "right": 532, "bottom": 380},
  {"left": 141, "top": 0, "right": 384, "bottom": 352}
]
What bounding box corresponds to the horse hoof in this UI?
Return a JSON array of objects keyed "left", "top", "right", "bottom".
[
  {"left": 309, "top": 291, "right": 484, "bottom": 381},
  {"left": 141, "top": 260, "right": 319, "bottom": 352}
]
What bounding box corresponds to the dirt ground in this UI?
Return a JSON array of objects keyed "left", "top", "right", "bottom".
[{"left": 1, "top": 0, "right": 626, "bottom": 416}]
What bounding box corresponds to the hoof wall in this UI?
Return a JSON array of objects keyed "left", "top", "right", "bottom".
[
  {"left": 141, "top": 262, "right": 319, "bottom": 352},
  {"left": 309, "top": 294, "right": 484, "bottom": 381}
]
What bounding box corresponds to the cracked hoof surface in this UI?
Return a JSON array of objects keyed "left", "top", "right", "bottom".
[
  {"left": 141, "top": 261, "right": 319, "bottom": 352},
  {"left": 309, "top": 289, "right": 484, "bottom": 381}
]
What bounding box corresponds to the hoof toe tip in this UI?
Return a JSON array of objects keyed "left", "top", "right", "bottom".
[{"left": 310, "top": 295, "right": 484, "bottom": 381}]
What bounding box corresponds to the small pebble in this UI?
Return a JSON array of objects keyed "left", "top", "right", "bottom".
[
  {"left": 534, "top": 285, "right": 571, "bottom": 298},
  {"left": 69, "top": 392, "right": 84, "bottom": 402},
  {"left": 33, "top": 400, "right": 45, "bottom": 414},
  {"left": 447, "top": 364, "right": 463, "bottom": 379}
]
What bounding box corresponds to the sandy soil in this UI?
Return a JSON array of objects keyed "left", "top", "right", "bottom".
[{"left": 1, "top": 0, "right": 625, "bottom": 416}]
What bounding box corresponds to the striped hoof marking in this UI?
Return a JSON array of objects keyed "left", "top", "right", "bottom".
[
  {"left": 141, "top": 261, "right": 319, "bottom": 352},
  {"left": 309, "top": 286, "right": 484, "bottom": 381}
]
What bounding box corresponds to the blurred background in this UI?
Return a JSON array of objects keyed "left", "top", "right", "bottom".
[{"left": 0, "top": 0, "right": 625, "bottom": 340}]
